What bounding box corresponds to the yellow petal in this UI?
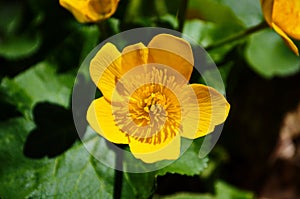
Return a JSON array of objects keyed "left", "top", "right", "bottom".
[
  {"left": 90, "top": 43, "right": 122, "bottom": 101},
  {"left": 181, "top": 84, "right": 230, "bottom": 139},
  {"left": 272, "top": 0, "right": 300, "bottom": 40},
  {"left": 129, "top": 134, "right": 181, "bottom": 163},
  {"left": 121, "top": 43, "right": 148, "bottom": 74},
  {"left": 147, "top": 34, "right": 194, "bottom": 81},
  {"left": 260, "top": 0, "right": 274, "bottom": 26},
  {"left": 87, "top": 0, "right": 119, "bottom": 22},
  {"left": 59, "top": 0, "right": 90, "bottom": 23},
  {"left": 59, "top": 0, "right": 119, "bottom": 23},
  {"left": 272, "top": 23, "right": 299, "bottom": 56},
  {"left": 86, "top": 97, "right": 129, "bottom": 144}
]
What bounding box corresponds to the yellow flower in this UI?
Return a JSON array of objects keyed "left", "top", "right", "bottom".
[
  {"left": 59, "top": 0, "right": 119, "bottom": 23},
  {"left": 86, "top": 34, "right": 230, "bottom": 163},
  {"left": 261, "top": 0, "right": 300, "bottom": 55}
]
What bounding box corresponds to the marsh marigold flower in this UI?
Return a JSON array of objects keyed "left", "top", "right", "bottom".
[
  {"left": 87, "top": 34, "right": 230, "bottom": 163},
  {"left": 261, "top": 0, "right": 300, "bottom": 55},
  {"left": 59, "top": 0, "right": 119, "bottom": 23}
]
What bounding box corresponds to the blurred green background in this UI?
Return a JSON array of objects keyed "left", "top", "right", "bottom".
[{"left": 1, "top": 0, "right": 300, "bottom": 198}]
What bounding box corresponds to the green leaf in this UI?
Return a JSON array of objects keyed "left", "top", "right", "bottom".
[
  {"left": 124, "top": 0, "right": 176, "bottom": 28},
  {"left": 0, "top": 33, "right": 41, "bottom": 60},
  {"left": 81, "top": 134, "right": 208, "bottom": 197},
  {"left": 184, "top": 20, "right": 218, "bottom": 47},
  {"left": 215, "top": 0, "right": 263, "bottom": 27},
  {"left": 28, "top": 137, "right": 115, "bottom": 198},
  {"left": 188, "top": 0, "right": 245, "bottom": 27},
  {"left": 0, "top": 119, "right": 136, "bottom": 199},
  {"left": 0, "top": 1, "right": 23, "bottom": 35},
  {"left": 0, "top": 78, "right": 32, "bottom": 118},
  {"left": 14, "top": 62, "right": 74, "bottom": 108},
  {"left": 0, "top": 62, "right": 74, "bottom": 119},
  {"left": 125, "top": 0, "right": 167, "bottom": 21},
  {"left": 0, "top": 118, "right": 48, "bottom": 198},
  {"left": 156, "top": 138, "right": 208, "bottom": 176},
  {"left": 83, "top": 130, "right": 156, "bottom": 199},
  {"left": 159, "top": 14, "right": 179, "bottom": 29},
  {"left": 156, "top": 181, "right": 254, "bottom": 199},
  {"left": 183, "top": 18, "right": 243, "bottom": 48},
  {"left": 124, "top": 172, "right": 156, "bottom": 199},
  {"left": 200, "top": 147, "right": 229, "bottom": 179},
  {"left": 245, "top": 29, "right": 300, "bottom": 78},
  {"left": 157, "top": 193, "right": 214, "bottom": 199},
  {"left": 199, "top": 63, "right": 233, "bottom": 95},
  {"left": 163, "top": 0, "right": 181, "bottom": 16},
  {"left": 183, "top": 19, "right": 241, "bottom": 63},
  {"left": 185, "top": 0, "right": 251, "bottom": 63},
  {"left": 78, "top": 25, "right": 101, "bottom": 63},
  {"left": 215, "top": 181, "right": 254, "bottom": 199}
]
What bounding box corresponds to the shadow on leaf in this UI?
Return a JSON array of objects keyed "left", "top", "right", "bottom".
[
  {"left": 23, "top": 102, "right": 78, "bottom": 158},
  {"left": 0, "top": 100, "right": 22, "bottom": 120}
]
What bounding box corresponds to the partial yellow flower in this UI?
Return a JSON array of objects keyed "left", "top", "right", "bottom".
[
  {"left": 59, "top": 0, "right": 119, "bottom": 23},
  {"left": 261, "top": 0, "right": 300, "bottom": 55},
  {"left": 86, "top": 34, "right": 230, "bottom": 163}
]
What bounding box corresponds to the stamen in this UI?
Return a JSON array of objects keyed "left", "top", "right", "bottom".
[{"left": 112, "top": 66, "right": 183, "bottom": 145}]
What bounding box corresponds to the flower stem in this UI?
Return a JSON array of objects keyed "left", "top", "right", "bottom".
[
  {"left": 97, "top": 20, "right": 113, "bottom": 41},
  {"left": 177, "top": 0, "right": 189, "bottom": 32},
  {"left": 205, "top": 21, "right": 268, "bottom": 51},
  {"left": 113, "top": 145, "right": 124, "bottom": 199}
]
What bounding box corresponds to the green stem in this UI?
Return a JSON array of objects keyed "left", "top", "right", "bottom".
[
  {"left": 177, "top": 0, "right": 189, "bottom": 32},
  {"left": 205, "top": 21, "right": 268, "bottom": 51},
  {"left": 97, "top": 20, "right": 112, "bottom": 41},
  {"left": 113, "top": 145, "right": 124, "bottom": 199}
]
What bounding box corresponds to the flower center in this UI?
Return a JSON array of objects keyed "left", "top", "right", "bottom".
[
  {"left": 144, "top": 92, "right": 167, "bottom": 117},
  {"left": 128, "top": 84, "right": 181, "bottom": 144},
  {"left": 129, "top": 85, "right": 170, "bottom": 126},
  {"left": 111, "top": 65, "right": 185, "bottom": 145}
]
